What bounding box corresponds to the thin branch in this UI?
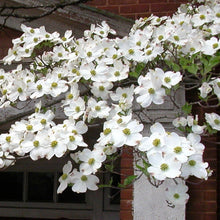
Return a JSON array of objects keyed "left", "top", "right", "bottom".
[{"left": 0, "top": 0, "right": 92, "bottom": 29}]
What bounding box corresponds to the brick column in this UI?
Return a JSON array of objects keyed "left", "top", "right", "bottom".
[{"left": 120, "top": 147, "right": 134, "bottom": 220}]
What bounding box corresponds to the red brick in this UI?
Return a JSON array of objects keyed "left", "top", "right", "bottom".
[
  {"left": 87, "top": 0, "right": 107, "bottom": 6},
  {"left": 120, "top": 14, "right": 136, "bottom": 19},
  {"left": 121, "top": 158, "right": 133, "bottom": 169},
  {"left": 109, "top": 0, "right": 138, "bottom": 5},
  {"left": 151, "top": 3, "right": 180, "bottom": 12},
  {"left": 120, "top": 210, "right": 133, "bottom": 220},
  {"left": 186, "top": 213, "right": 204, "bottom": 220},
  {"left": 203, "top": 213, "right": 217, "bottom": 220},
  {"left": 120, "top": 4, "right": 150, "bottom": 14},
  {"left": 203, "top": 191, "right": 217, "bottom": 201},
  {"left": 187, "top": 202, "right": 217, "bottom": 212},
  {"left": 98, "top": 6, "right": 120, "bottom": 14},
  {"left": 120, "top": 199, "right": 133, "bottom": 210},
  {"left": 121, "top": 188, "right": 133, "bottom": 200},
  {"left": 139, "top": 0, "right": 167, "bottom": 3},
  {"left": 121, "top": 147, "right": 134, "bottom": 158}
]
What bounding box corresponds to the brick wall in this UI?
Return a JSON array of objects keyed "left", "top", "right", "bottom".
[
  {"left": 0, "top": 1, "right": 218, "bottom": 219},
  {"left": 86, "top": 1, "right": 219, "bottom": 220},
  {"left": 0, "top": 28, "right": 21, "bottom": 59},
  {"left": 87, "top": 0, "right": 188, "bottom": 20}
]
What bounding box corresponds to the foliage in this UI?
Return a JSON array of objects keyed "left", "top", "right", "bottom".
[{"left": 0, "top": 0, "right": 220, "bottom": 207}]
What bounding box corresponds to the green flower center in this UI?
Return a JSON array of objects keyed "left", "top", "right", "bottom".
[
  {"left": 146, "top": 50, "right": 152, "bottom": 55},
  {"left": 87, "top": 51, "right": 92, "bottom": 57},
  {"left": 26, "top": 125, "right": 33, "bottom": 131},
  {"left": 51, "top": 140, "right": 58, "bottom": 148},
  {"left": 123, "top": 128, "right": 131, "bottom": 135},
  {"left": 214, "top": 119, "right": 220, "bottom": 125},
  {"left": 174, "top": 146, "right": 182, "bottom": 154},
  {"left": 114, "top": 71, "right": 120, "bottom": 76},
  {"left": 188, "top": 160, "right": 196, "bottom": 166},
  {"left": 72, "top": 130, "right": 78, "bottom": 135},
  {"left": 153, "top": 138, "right": 160, "bottom": 147},
  {"left": 68, "top": 94, "right": 73, "bottom": 99},
  {"left": 17, "top": 87, "right": 23, "bottom": 93},
  {"left": 62, "top": 37, "right": 67, "bottom": 41},
  {"left": 122, "top": 93, "right": 127, "bottom": 98},
  {"left": 90, "top": 70, "right": 96, "bottom": 76},
  {"left": 173, "top": 35, "right": 180, "bottom": 41},
  {"left": 164, "top": 77, "right": 171, "bottom": 83},
  {"left": 81, "top": 175, "right": 88, "bottom": 181},
  {"left": 117, "top": 118, "right": 123, "bottom": 124},
  {"left": 104, "top": 128, "right": 111, "bottom": 135},
  {"left": 95, "top": 106, "right": 101, "bottom": 111},
  {"left": 51, "top": 82, "right": 58, "bottom": 88},
  {"left": 148, "top": 88, "right": 155, "bottom": 94},
  {"left": 200, "top": 14, "right": 206, "bottom": 20},
  {"left": 88, "top": 158, "right": 95, "bottom": 165},
  {"left": 158, "top": 35, "right": 163, "bottom": 41},
  {"left": 37, "top": 84, "right": 42, "bottom": 91},
  {"left": 173, "top": 193, "right": 180, "bottom": 199},
  {"left": 112, "top": 54, "right": 118, "bottom": 59},
  {"left": 6, "top": 136, "right": 11, "bottom": 142},
  {"left": 33, "top": 140, "right": 39, "bottom": 147},
  {"left": 40, "top": 119, "right": 47, "bottom": 125},
  {"left": 213, "top": 43, "right": 218, "bottom": 49},
  {"left": 33, "top": 37, "right": 38, "bottom": 43},
  {"left": 160, "top": 163, "right": 169, "bottom": 171},
  {"left": 62, "top": 173, "right": 68, "bottom": 180},
  {"left": 128, "top": 49, "right": 134, "bottom": 55},
  {"left": 75, "top": 106, "right": 80, "bottom": 113},
  {"left": 69, "top": 136, "right": 75, "bottom": 142},
  {"left": 136, "top": 41, "right": 141, "bottom": 46},
  {"left": 2, "top": 89, "right": 7, "bottom": 95},
  {"left": 99, "top": 86, "right": 105, "bottom": 91},
  {"left": 58, "top": 53, "right": 63, "bottom": 58}
]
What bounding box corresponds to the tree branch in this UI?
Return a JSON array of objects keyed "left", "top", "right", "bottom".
[{"left": 0, "top": 0, "right": 92, "bottom": 29}]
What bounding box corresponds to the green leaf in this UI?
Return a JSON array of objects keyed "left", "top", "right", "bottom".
[
  {"left": 123, "top": 175, "right": 137, "bottom": 186},
  {"left": 129, "top": 62, "right": 146, "bottom": 78},
  {"left": 105, "top": 164, "right": 114, "bottom": 172},
  {"left": 98, "top": 177, "right": 113, "bottom": 188},
  {"left": 185, "top": 63, "right": 198, "bottom": 74},
  {"left": 165, "top": 60, "right": 180, "bottom": 72},
  {"left": 181, "top": 102, "right": 192, "bottom": 115},
  {"left": 129, "top": 71, "right": 139, "bottom": 78},
  {"left": 136, "top": 159, "right": 150, "bottom": 177}
]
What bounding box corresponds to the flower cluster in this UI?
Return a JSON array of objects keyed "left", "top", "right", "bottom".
[{"left": 0, "top": 0, "right": 220, "bottom": 206}]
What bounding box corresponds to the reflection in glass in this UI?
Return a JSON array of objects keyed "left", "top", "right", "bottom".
[
  {"left": 0, "top": 172, "right": 23, "bottom": 201},
  {"left": 27, "top": 172, "right": 54, "bottom": 202}
]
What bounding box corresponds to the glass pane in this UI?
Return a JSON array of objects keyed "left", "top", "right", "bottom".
[
  {"left": 110, "top": 173, "right": 120, "bottom": 205},
  {"left": 0, "top": 172, "right": 23, "bottom": 201},
  {"left": 57, "top": 183, "right": 86, "bottom": 203},
  {"left": 27, "top": 172, "right": 54, "bottom": 202}
]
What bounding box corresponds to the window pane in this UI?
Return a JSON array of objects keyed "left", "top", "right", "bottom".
[
  {"left": 0, "top": 172, "right": 23, "bottom": 201},
  {"left": 58, "top": 185, "right": 86, "bottom": 203},
  {"left": 27, "top": 172, "right": 54, "bottom": 202},
  {"left": 110, "top": 173, "right": 120, "bottom": 205}
]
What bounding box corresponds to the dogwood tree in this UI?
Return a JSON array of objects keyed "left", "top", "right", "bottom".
[{"left": 0, "top": 0, "right": 219, "bottom": 207}]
